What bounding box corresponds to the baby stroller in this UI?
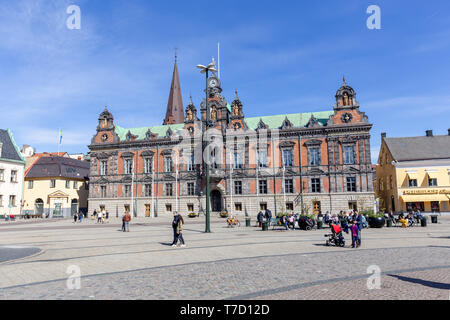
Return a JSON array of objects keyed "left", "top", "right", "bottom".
[
  {"left": 298, "top": 216, "right": 315, "bottom": 231},
  {"left": 325, "top": 224, "right": 345, "bottom": 247}
]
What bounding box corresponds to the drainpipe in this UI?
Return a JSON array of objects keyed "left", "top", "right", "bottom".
[
  {"left": 297, "top": 133, "right": 304, "bottom": 213},
  {"left": 155, "top": 144, "right": 159, "bottom": 217},
  {"left": 272, "top": 135, "right": 277, "bottom": 216}
]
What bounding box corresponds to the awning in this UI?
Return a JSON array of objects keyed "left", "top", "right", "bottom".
[{"left": 401, "top": 194, "right": 449, "bottom": 202}]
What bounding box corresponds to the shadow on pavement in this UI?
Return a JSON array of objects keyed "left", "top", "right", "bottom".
[{"left": 388, "top": 274, "right": 450, "bottom": 290}]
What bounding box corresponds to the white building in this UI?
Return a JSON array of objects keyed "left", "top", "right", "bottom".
[{"left": 0, "top": 129, "right": 26, "bottom": 217}]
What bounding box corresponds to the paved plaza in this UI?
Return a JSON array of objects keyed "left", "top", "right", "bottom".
[{"left": 0, "top": 215, "right": 449, "bottom": 300}]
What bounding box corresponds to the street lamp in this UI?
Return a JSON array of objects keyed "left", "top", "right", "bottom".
[{"left": 197, "top": 60, "right": 217, "bottom": 233}]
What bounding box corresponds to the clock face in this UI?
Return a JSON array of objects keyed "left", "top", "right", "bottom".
[
  {"left": 208, "top": 78, "right": 218, "bottom": 88},
  {"left": 342, "top": 113, "right": 353, "bottom": 123},
  {"left": 102, "top": 134, "right": 108, "bottom": 142}
]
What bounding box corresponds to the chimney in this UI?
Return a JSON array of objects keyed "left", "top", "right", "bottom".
[
  {"left": 0, "top": 142, "right": 3, "bottom": 156},
  {"left": 426, "top": 130, "right": 433, "bottom": 137},
  {"left": 381, "top": 132, "right": 386, "bottom": 139}
]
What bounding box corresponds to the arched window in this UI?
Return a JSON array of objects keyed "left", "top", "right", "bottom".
[{"left": 35, "top": 199, "right": 44, "bottom": 214}]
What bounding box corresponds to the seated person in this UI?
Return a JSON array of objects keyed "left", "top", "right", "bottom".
[
  {"left": 287, "top": 214, "right": 295, "bottom": 229},
  {"left": 398, "top": 216, "right": 408, "bottom": 228}
]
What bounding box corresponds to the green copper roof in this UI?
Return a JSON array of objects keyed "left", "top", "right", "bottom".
[
  {"left": 244, "top": 110, "right": 333, "bottom": 130},
  {"left": 114, "top": 110, "right": 333, "bottom": 141},
  {"left": 115, "top": 123, "right": 185, "bottom": 141}
]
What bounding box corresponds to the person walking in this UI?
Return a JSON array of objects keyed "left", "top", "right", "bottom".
[
  {"left": 264, "top": 209, "right": 272, "bottom": 226},
  {"left": 171, "top": 212, "right": 180, "bottom": 247},
  {"left": 73, "top": 212, "right": 78, "bottom": 223},
  {"left": 123, "top": 211, "right": 131, "bottom": 232},
  {"left": 105, "top": 211, "right": 109, "bottom": 223},
  {"left": 353, "top": 210, "right": 363, "bottom": 245},
  {"left": 97, "top": 210, "right": 103, "bottom": 224},
  {"left": 121, "top": 211, "right": 126, "bottom": 232},
  {"left": 176, "top": 215, "right": 186, "bottom": 247},
  {"left": 78, "top": 211, "right": 83, "bottom": 223},
  {"left": 281, "top": 214, "right": 288, "bottom": 231},
  {"left": 93, "top": 209, "right": 97, "bottom": 220},
  {"left": 257, "top": 210, "right": 264, "bottom": 227}
]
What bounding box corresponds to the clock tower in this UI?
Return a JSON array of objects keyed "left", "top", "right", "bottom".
[{"left": 200, "top": 74, "right": 230, "bottom": 135}]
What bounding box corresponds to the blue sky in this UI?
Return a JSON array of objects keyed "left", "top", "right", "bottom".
[{"left": 0, "top": 0, "right": 449, "bottom": 163}]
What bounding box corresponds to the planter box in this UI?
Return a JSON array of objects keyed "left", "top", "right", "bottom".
[{"left": 368, "top": 217, "right": 385, "bottom": 228}]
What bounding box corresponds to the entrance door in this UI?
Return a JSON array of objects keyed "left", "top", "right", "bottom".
[
  {"left": 313, "top": 201, "right": 321, "bottom": 215},
  {"left": 54, "top": 203, "right": 62, "bottom": 217},
  {"left": 145, "top": 204, "right": 151, "bottom": 217},
  {"left": 71, "top": 199, "right": 78, "bottom": 216},
  {"left": 35, "top": 199, "right": 44, "bottom": 215},
  {"left": 431, "top": 201, "right": 440, "bottom": 213},
  {"left": 211, "top": 190, "right": 222, "bottom": 212}
]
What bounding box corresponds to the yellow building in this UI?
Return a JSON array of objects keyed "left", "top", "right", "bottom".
[
  {"left": 23, "top": 155, "right": 89, "bottom": 217},
  {"left": 376, "top": 130, "right": 450, "bottom": 213}
]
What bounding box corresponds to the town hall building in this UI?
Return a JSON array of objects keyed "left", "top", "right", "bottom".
[{"left": 87, "top": 58, "right": 375, "bottom": 218}]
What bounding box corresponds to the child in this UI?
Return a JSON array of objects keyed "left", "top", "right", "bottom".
[{"left": 349, "top": 220, "right": 360, "bottom": 248}]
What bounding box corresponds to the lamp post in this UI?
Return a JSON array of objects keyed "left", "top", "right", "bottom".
[{"left": 197, "top": 61, "right": 217, "bottom": 233}]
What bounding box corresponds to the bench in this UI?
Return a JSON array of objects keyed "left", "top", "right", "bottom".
[{"left": 271, "top": 218, "right": 288, "bottom": 230}]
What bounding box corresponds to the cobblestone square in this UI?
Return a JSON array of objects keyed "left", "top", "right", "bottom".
[{"left": 0, "top": 215, "right": 449, "bottom": 300}]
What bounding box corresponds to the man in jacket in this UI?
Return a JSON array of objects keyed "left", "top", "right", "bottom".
[
  {"left": 353, "top": 210, "right": 363, "bottom": 244},
  {"left": 171, "top": 212, "right": 180, "bottom": 247}
]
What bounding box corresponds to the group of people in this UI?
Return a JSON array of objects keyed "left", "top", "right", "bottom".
[
  {"left": 339, "top": 210, "right": 365, "bottom": 248},
  {"left": 256, "top": 209, "right": 273, "bottom": 227},
  {"left": 389, "top": 209, "right": 424, "bottom": 228},
  {"left": 319, "top": 210, "right": 365, "bottom": 248},
  {"left": 72, "top": 212, "right": 84, "bottom": 223},
  {"left": 92, "top": 209, "right": 109, "bottom": 224}
]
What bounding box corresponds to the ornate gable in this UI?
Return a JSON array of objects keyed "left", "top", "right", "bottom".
[
  {"left": 306, "top": 115, "right": 321, "bottom": 128},
  {"left": 280, "top": 117, "right": 293, "bottom": 129}
]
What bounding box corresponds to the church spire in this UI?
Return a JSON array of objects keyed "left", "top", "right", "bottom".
[{"left": 163, "top": 55, "right": 184, "bottom": 125}]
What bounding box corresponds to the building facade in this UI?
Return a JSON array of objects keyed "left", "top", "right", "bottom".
[
  {"left": 0, "top": 129, "right": 26, "bottom": 217},
  {"left": 23, "top": 156, "right": 90, "bottom": 217},
  {"left": 376, "top": 130, "right": 450, "bottom": 213},
  {"left": 88, "top": 61, "right": 375, "bottom": 218}
]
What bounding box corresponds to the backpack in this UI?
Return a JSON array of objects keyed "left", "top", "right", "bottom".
[{"left": 124, "top": 213, "right": 131, "bottom": 222}]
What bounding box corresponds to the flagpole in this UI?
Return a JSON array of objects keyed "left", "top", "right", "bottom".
[
  {"left": 152, "top": 161, "right": 155, "bottom": 218},
  {"left": 131, "top": 158, "right": 134, "bottom": 217},
  {"left": 218, "top": 42, "right": 220, "bottom": 79},
  {"left": 229, "top": 152, "right": 233, "bottom": 217},
  {"left": 256, "top": 152, "right": 259, "bottom": 198},
  {"left": 175, "top": 155, "right": 179, "bottom": 213},
  {"left": 282, "top": 152, "right": 286, "bottom": 212}
]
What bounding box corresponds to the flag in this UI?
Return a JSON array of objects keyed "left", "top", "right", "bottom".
[{"left": 59, "top": 129, "right": 63, "bottom": 145}]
